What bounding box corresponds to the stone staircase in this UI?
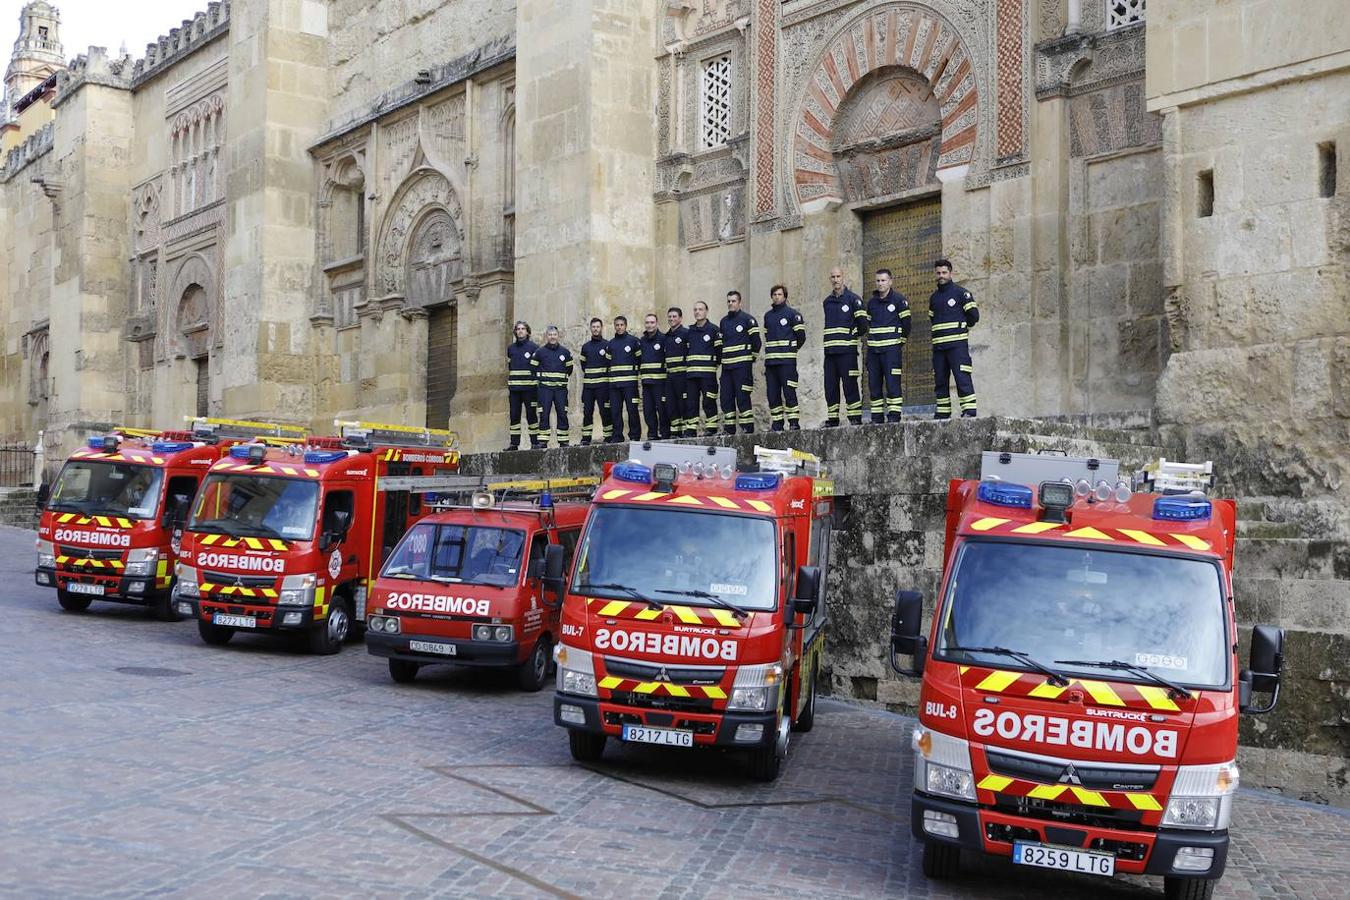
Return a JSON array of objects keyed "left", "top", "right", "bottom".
[{"left": 0, "top": 488, "right": 38, "bottom": 530}]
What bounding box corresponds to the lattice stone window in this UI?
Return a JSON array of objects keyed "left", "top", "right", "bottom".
[
  {"left": 699, "top": 55, "right": 733, "bottom": 149},
  {"left": 1106, "top": 0, "right": 1145, "bottom": 30}
]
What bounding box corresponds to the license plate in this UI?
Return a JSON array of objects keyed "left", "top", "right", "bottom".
[
  {"left": 1013, "top": 842, "right": 1115, "bottom": 877},
  {"left": 409, "top": 639, "right": 456, "bottom": 656},
  {"left": 621, "top": 725, "right": 694, "bottom": 748},
  {"left": 214, "top": 614, "right": 256, "bottom": 629},
  {"left": 67, "top": 582, "right": 105, "bottom": 596}
]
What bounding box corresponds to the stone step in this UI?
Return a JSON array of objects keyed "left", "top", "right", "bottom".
[
  {"left": 1237, "top": 520, "right": 1303, "bottom": 539},
  {"left": 1233, "top": 576, "right": 1350, "bottom": 633},
  {"left": 1236, "top": 538, "right": 1350, "bottom": 581},
  {"left": 1234, "top": 498, "right": 1268, "bottom": 522}
]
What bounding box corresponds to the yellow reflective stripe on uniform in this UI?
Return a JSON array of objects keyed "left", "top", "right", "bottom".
[
  {"left": 975, "top": 669, "right": 1021, "bottom": 692},
  {"left": 978, "top": 774, "right": 1014, "bottom": 792},
  {"left": 1078, "top": 680, "right": 1125, "bottom": 707},
  {"left": 932, "top": 321, "right": 966, "bottom": 331},
  {"left": 1127, "top": 793, "right": 1163, "bottom": 811},
  {"left": 1136, "top": 684, "right": 1181, "bottom": 712},
  {"left": 1171, "top": 534, "right": 1211, "bottom": 551},
  {"left": 1119, "top": 529, "right": 1166, "bottom": 546},
  {"left": 970, "top": 517, "right": 1010, "bottom": 531}
]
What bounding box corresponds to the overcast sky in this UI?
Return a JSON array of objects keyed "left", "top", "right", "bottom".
[{"left": 2, "top": 0, "right": 209, "bottom": 67}]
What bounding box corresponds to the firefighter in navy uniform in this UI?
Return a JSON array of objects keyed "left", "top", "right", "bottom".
[
  {"left": 505, "top": 320, "right": 543, "bottom": 450},
  {"left": 532, "top": 325, "right": 574, "bottom": 447},
  {"left": 684, "top": 300, "right": 722, "bottom": 437},
  {"left": 718, "top": 290, "right": 761, "bottom": 435},
  {"left": 762, "top": 284, "right": 807, "bottom": 431},
  {"left": 929, "top": 258, "right": 979, "bottom": 418},
  {"left": 822, "top": 266, "right": 867, "bottom": 426},
  {"left": 865, "top": 268, "right": 912, "bottom": 424},
  {"left": 606, "top": 315, "right": 642, "bottom": 442},
  {"left": 664, "top": 307, "right": 691, "bottom": 438},
  {"left": 578, "top": 317, "right": 613, "bottom": 445},
  {"left": 638, "top": 313, "right": 670, "bottom": 439}
]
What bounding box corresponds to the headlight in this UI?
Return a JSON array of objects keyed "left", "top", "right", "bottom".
[
  {"left": 278, "top": 573, "right": 316, "bottom": 606},
  {"left": 125, "top": 548, "right": 159, "bottom": 576},
  {"left": 555, "top": 644, "right": 597, "bottom": 697},
  {"left": 1163, "top": 761, "right": 1238, "bottom": 829},
  {"left": 367, "top": 615, "right": 399, "bottom": 634},
  {"left": 493, "top": 625, "right": 512, "bottom": 642},
  {"left": 912, "top": 725, "right": 975, "bottom": 801},
  {"left": 175, "top": 562, "right": 200, "bottom": 598},
  {"left": 36, "top": 539, "right": 55, "bottom": 568},
  {"left": 727, "top": 662, "right": 782, "bottom": 712}
]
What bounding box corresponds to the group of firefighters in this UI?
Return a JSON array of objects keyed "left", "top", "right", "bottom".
[{"left": 505, "top": 259, "right": 980, "bottom": 450}]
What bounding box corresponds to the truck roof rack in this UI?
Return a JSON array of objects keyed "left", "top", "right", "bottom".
[
  {"left": 1135, "top": 458, "right": 1215, "bottom": 496},
  {"left": 625, "top": 441, "right": 737, "bottom": 473},
  {"left": 378, "top": 473, "right": 599, "bottom": 505},
  {"left": 335, "top": 419, "right": 458, "bottom": 450},
  {"left": 185, "top": 416, "right": 308, "bottom": 443},
  {"left": 980, "top": 450, "right": 1120, "bottom": 488},
  {"left": 754, "top": 445, "right": 826, "bottom": 476}
]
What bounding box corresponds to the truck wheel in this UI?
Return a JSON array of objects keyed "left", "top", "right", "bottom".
[
  {"left": 152, "top": 592, "right": 181, "bottom": 622},
  {"left": 1164, "top": 877, "right": 1217, "bottom": 900},
  {"left": 197, "top": 619, "right": 234, "bottom": 646},
  {"left": 568, "top": 730, "right": 606, "bottom": 762},
  {"left": 791, "top": 661, "right": 817, "bottom": 733},
  {"left": 516, "top": 636, "right": 551, "bottom": 692},
  {"left": 747, "top": 745, "right": 782, "bottom": 782},
  {"left": 56, "top": 590, "right": 92, "bottom": 612},
  {"left": 388, "top": 659, "right": 419, "bottom": 684},
  {"left": 921, "top": 841, "right": 960, "bottom": 879},
  {"left": 307, "top": 598, "right": 351, "bottom": 655}
]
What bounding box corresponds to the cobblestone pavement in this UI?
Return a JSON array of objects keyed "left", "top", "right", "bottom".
[{"left": 2, "top": 525, "right": 1346, "bottom": 899}]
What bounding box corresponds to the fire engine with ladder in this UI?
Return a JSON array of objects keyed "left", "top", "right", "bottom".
[
  {"left": 365, "top": 474, "right": 598, "bottom": 691},
  {"left": 35, "top": 418, "right": 305, "bottom": 620},
  {"left": 174, "top": 420, "right": 459, "bottom": 654},
  {"left": 553, "top": 442, "right": 834, "bottom": 781},
  {"left": 889, "top": 452, "right": 1285, "bottom": 900}
]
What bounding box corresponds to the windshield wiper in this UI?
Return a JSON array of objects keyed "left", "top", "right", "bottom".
[
  {"left": 47, "top": 501, "right": 85, "bottom": 512},
  {"left": 655, "top": 588, "right": 749, "bottom": 620},
  {"left": 1054, "top": 658, "right": 1191, "bottom": 701},
  {"left": 191, "top": 519, "right": 243, "bottom": 536},
  {"left": 582, "top": 582, "right": 663, "bottom": 611},
  {"left": 87, "top": 505, "right": 137, "bottom": 519},
  {"left": 946, "top": 645, "right": 1071, "bottom": 687}
]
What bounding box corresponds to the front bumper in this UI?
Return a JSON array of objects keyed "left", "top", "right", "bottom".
[
  {"left": 365, "top": 631, "right": 522, "bottom": 667},
  {"left": 36, "top": 566, "right": 166, "bottom": 605},
  {"left": 553, "top": 692, "right": 779, "bottom": 750},
  {"left": 911, "top": 792, "right": 1229, "bottom": 879},
  {"left": 179, "top": 596, "right": 317, "bottom": 632}
]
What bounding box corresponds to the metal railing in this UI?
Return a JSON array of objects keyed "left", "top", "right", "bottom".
[{"left": 0, "top": 445, "right": 35, "bottom": 488}]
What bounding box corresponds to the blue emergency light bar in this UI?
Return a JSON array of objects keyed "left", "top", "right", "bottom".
[
  {"left": 304, "top": 450, "right": 347, "bottom": 464},
  {"left": 228, "top": 445, "right": 254, "bottom": 459},
  {"left": 735, "top": 472, "right": 780, "bottom": 491},
  {"left": 613, "top": 462, "right": 652, "bottom": 484},
  {"left": 977, "top": 480, "right": 1034, "bottom": 509},
  {"left": 1153, "top": 496, "right": 1212, "bottom": 521},
  {"left": 151, "top": 441, "right": 194, "bottom": 453}
]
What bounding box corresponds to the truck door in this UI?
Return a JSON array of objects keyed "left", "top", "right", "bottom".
[
  {"left": 380, "top": 462, "right": 411, "bottom": 563},
  {"left": 804, "top": 515, "right": 830, "bottom": 645}
]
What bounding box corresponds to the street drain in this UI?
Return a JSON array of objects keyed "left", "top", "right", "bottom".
[{"left": 115, "top": 667, "right": 192, "bottom": 677}]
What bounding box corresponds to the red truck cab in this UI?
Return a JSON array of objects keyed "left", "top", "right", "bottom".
[
  {"left": 365, "top": 476, "right": 596, "bottom": 691},
  {"left": 174, "top": 420, "right": 459, "bottom": 654},
  {"left": 34, "top": 419, "right": 303, "bottom": 619},
  {"left": 889, "top": 453, "right": 1285, "bottom": 900},
  {"left": 553, "top": 443, "right": 834, "bottom": 781}
]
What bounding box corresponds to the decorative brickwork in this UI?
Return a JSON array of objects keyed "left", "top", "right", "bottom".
[
  {"left": 752, "top": 0, "right": 778, "bottom": 217},
  {"left": 994, "top": 0, "right": 1024, "bottom": 159}
]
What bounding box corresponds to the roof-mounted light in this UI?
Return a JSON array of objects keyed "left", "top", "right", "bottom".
[
  {"left": 304, "top": 450, "right": 347, "bottom": 464},
  {"left": 735, "top": 472, "right": 780, "bottom": 492},
  {"left": 652, "top": 462, "right": 677, "bottom": 493},
  {"left": 151, "top": 441, "right": 194, "bottom": 453},
  {"left": 228, "top": 444, "right": 269, "bottom": 464},
  {"left": 1038, "top": 480, "right": 1074, "bottom": 523},
  {"left": 471, "top": 491, "right": 494, "bottom": 509},
  {"left": 1153, "top": 495, "right": 1212, "bottom": 522},
  {"left": 613, "top": 461, "right": 653, "bottom": 484},
  {"left": 977, "top": 480, "right": 1033, "bottom": 509}
]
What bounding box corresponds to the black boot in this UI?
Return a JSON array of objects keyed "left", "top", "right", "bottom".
[
  {"left": 580, "top": 436, "right": 592, "bottom": 446},
  {"left": 961, "top": 410, "right": 977, "bottom": 418},
  {"left": 823, "top": 419, "right": 839, "bottom": 428}
]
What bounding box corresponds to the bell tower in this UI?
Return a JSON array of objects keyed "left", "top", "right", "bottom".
[{"left": 5, "top": 2, "right": 64, "bottom": 113}]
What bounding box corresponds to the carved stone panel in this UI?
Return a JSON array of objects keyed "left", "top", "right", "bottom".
[
  {"left": 832, "top": 70, "right": 942, "bottom": 202},
  {"left": 377, "top": 171, "right": 465, "bottom": 298},
  {"left": 422, "top": 94, "right": 466, "bottom": 173},
  {"left": 405, "top": 209, "right": 464, "bottom": 308}
]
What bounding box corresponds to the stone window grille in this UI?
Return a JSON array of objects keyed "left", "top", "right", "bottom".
[
  {"left": 170, "top": 96, "right": 225, "bottom": 218},
  {"left": 1106, "top": 0, "right": 1145, "bottom": 30},
  {"left": 699, "top": 55, "right": 733, "bottom": 149}
]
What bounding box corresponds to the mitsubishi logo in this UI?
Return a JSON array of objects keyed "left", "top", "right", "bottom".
[
  {"left": 1058, "top": 763, "right": 1083, "bottom": 786},
  {"left": 653, "top": 667, "right": 672, "bottom": 683}
]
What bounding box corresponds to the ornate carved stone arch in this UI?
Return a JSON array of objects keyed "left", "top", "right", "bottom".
[
  {"left": 166, "top": 253, "right": 216, "bottom": 358},
  {"left": 27, "top": 327, "right": 49, "bottom": 405},
  {"left": 320, "top": 152, "right": 367, "bottom": 263},
  {"left": 790, "top": 2, "right": 984, "bottom": 207},
  {"left": 376, "top": 170, "right": 465, "bottom": 299}
]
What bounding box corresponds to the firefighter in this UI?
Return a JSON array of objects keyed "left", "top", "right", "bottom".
[
  {"left": 578, "top": 317, "right": 612, "bottom": 445},
  {"left": 929, "top": 258, "right": 979, "bottom": 419},
  {"left": 822, "top": 266, "right": 867, "bottom": 426},
  {"left": 532, "top": 325, "right": 574, "bottom": 447},
  {"left": 763, "top": 284, "right": 806, "bottom": 431},
  {"left": 664, "top": 307, "right": 691, "bottom": 438},
  {"left": 865, "top": 268, "right": 911, "bottom": 424},
  {"left": 718, "top": 290, "right": 761, "bottom": 435},
  {"left": 638, "top": 313, "right": 671, "bottom": 439},
  {"left": 606, "top": 315, "right": 642, "bottom": 442},
  {"left": 684, "top": 300, "right": 722, "bottom": 437},
  {"left": 505, "top": 320, "right": 542, "bottom": 451}
]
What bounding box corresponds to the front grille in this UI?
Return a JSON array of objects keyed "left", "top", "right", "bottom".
[
  {"left": 203, "top": 570, "right": 277, "bottom": 588},
  {"left": 991, "top": 794, "right": 1146, "bottom": 831},
  {"left": 59, "top": 546, "right": 122, "bottom": 559},
  {"left": 604, "top": 657, "right": 725, "bottom": 685},
  {"left": 609, "top": 690, "right": 714, "bottom": 713},
  {"left": 986, "top": 749, "right": 1158, "bottom": 792}
]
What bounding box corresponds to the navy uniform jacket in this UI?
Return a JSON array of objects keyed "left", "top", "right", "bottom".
[
  {"left": 684, "top": 320, "right": 722, "bottom": 377},
  {"left": 823, "top": 289, "right": 868, "bottom": 355},
  {"left": 664, "top": 325, "right": 690, "bottom": 376},
  {"left": 606, "top": 334, "right": 642, "bottom": 387},
  {"left": 531, "top": 343, "right": 574, "bottom": 390},
  {"left": 865, "top": 289, "right": 912, "bottom": 352},
  {"left": 638, "top": 332, "right": 668, "bottom": 384},
  {"left": 762, "top": 304, "right": 806, "bottom": 366},
  {"left": 929, "top": 281, "right": 980, "bottom": 347},
  {"left": 507, "top": 338, "right": 539, "bottom": 391},
  {"left": 718, "top": 310, "right": 761, "bottom": 370},
  {"left": 578, "top": 337, "right": 611, "bottom": 388}
]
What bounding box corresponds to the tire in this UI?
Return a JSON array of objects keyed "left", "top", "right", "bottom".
[
  {"left": 388, "top": 659, "right": 419, "bottom": 684},
  {"left": 921, "top": 841, "right": 960, "bottom": 879},
  {"left": 307, "top": 596, "right": 351, "bottom": 655},
  {"left": 516, "top": 636, "right": 551, "bottom": 692},
  {"left": 152, "top": 591, "right": 181, "bottom": 622},
  {"left": 1164, "top": 877, "right": 1218, "bottom": 900},
  {"left": 57, "top": 590, "right": 92, "bottom": 612},
  {"left": 568, "top": 729, "right": 606, "bottom": 762},
  {"left": 197, "top": 619, "right": 234, "bottom": 645},
  {"left": 747, "top": 745, "right": 783, "bottom": 782},
  {"left": 792, "top": 661, "right": 817, "bottom": 733}
]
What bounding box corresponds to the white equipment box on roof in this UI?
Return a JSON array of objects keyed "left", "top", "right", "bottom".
[
  {"left": 626, "top": 441, "right": 737, "bottom": 472},
  {"left": 980, "top": 451, "right": 1120, "bottom": 487}
]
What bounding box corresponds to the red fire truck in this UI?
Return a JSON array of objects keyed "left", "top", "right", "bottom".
[
  {"left": 553, "top": 443, "right": 834, "bottom": 781},
  {"left": 174, "top": 420, "right": 459, "bottom": 654},
  {"left": 34, "top": 418, "right": 305, "bottom": 619},
  {"left": 365, "top": 476, "right": 597, "bottom": 691},
  {"left": 889, "top": 453, "right": 1285, "bottom": 900}
]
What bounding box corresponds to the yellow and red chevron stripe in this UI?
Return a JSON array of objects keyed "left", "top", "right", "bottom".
[
  {"left": 211, "top": 461, "right": 321, "bottom": 478},
  {"left": 975, "top": 772, "right": 1163, "bottom": 813},
  {"left": 69, "top": 449, "right": 168, "bottom": 465},
  {"left": 599, "top": 488, "right": 774, "bottom": 514},
  {"left": 198, "top": 583, "right": 279, "bottom": 599},
  {"left": 197, "top": 534, "right": 290, "bottom": 551},
  {"left": 54, "top": 513, "right": 135, "bottom": 528},
  {"left": 962, "top": 667, "right": 1189, "bottom": 712},
  {"left": 379, "top": 448, "right": 458, "bottom": 464},
  {"left": 56, "top": 556, "right": 125, "bottom": 570},
  {"left": 597, "top": 675, "right": 727, "bottom": 701},
  {"left": 966, "top": 516, "right": 1212, "bottom": 552},
  {"left": 585, "top": 597, "right": 744, "bottom": 628}
]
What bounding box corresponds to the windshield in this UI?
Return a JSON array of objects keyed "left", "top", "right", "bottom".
[
  {"left": 49, "top": 461, "right": 164, "bottom": 519},
  {"left": 570, "top": 505, "right": 779, "bottom": 611},
  {"left": 937, "top": 541, "right": 1229, "bottom": 688},
  {"left": 188, "top": 474, "right": 319, "bottom": 540},
  {"left": 382, "top": 522, "right": 526, "bottom": 586}
]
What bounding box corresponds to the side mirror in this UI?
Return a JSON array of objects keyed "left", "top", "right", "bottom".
[
  {"left": 541, "top": 544, "right": 566, "bottom": 607},
  {"left": 526, "top": 558, "right": 545, "bottom": 579},
  {"left": 330, "top": 509, "right": 352, "bottom": 536},
  {"left": 792, "top": 565, "right": 822, "bottom": 619},
  {"left": 1240, "top": 624, "right": 1285, "bottom": 714},
  {"left": 319, "top": 531, "right": 339, "bottom": 553},
  {"left": 889, "top": 589, "right": 927, "bottom": 677}
]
